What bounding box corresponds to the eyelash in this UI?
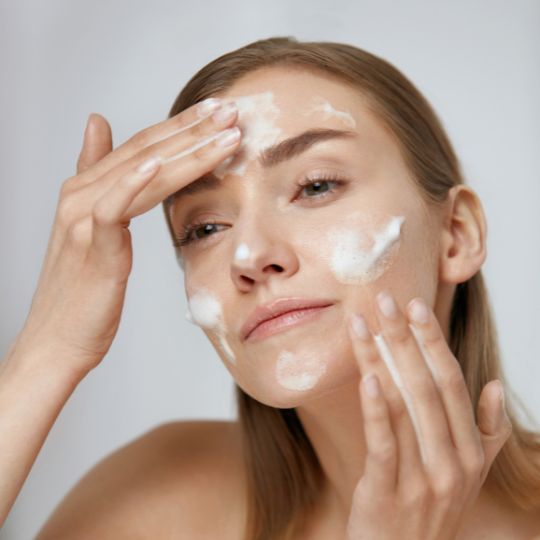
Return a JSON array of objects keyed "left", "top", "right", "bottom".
[{"left": 174, "top": 173, "right": 347, "bottom": 248}]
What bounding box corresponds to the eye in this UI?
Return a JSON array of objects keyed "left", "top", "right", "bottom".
[
  {"left": 294, "top": 174, "right": 346, "bottom": 200},
  {"left": 174, "top": 220, "right": 226, "bottom": 248}
]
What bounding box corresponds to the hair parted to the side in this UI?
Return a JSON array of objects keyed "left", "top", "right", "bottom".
[{"left": 161, "top": 37, "right": 540, "bottom": 540}]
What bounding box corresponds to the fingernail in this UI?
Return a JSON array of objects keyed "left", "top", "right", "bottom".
[
  {"left": 212, "top": 103, "right": 237, "bottom": 124},
  {"left": 216, "top": 126, "right": 241, "bottom": 147},
  {"left": 409, "top": 298, "right": 429, "bottom": 325},
  {"left": 84, "top": 113, "right": 96, "bottom": 140},
  {"left": 196, "top": 97, "right": 222, "bottom": 117},
  {"left": 351, "top": 313, "right": 370, "bottom": 340},
  {"left": 377, "top": 291, "right": 398, "bottom": 319}
]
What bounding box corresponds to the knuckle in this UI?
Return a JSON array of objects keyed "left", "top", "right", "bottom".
[
  {"left": 409, "top": 379, "right": 438, "bottom": 405},
  {"left": 464, "top": 451, "right": 485, "bottom": 479},
  {"left": 130, "top": 129, "right": 150, "bottom": 149},
  {"left": 191, "top": 143, "right": 210, "bottom": 163},
  {"left": 391, "top": 328, "right": 412, "bottom": 346},
  {"left": 60, "top": 176, "right": 77, "bottom": 195},
  {"left": 443, "top": 370, "right": 468, "bottom": 397},
  {"left": 56, "top": 194, "right": 79, "bottom": 228},
  {"left": 370, "top": 441, "right": 396, "bottom": 465},
  {"left": 432, "top": 471, "right": 461, "bottom": 499},
  {"left": 67, "top": 217, "right": 92, "bottom": 248},
  {"left": 402, "top": 480, "right": 428, "bottom": 506},
  {"left": 92, "top": 202, "right": 115, "bottom": 226}
]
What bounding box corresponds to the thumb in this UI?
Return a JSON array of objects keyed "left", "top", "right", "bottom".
[
  {"left": 476, "top": 380, "right": 512, "bottom": 478},
  {"left": 77, "top": 112, "right": 113, "bottom": 174}
]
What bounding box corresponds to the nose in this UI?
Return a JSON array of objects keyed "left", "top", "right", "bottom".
[{"left": 230, "top": 218, "right": 299, "bottom": 292}]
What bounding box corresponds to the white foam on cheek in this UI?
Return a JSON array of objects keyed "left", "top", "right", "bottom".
[
  {"left": 328, "top": 215, "right": 405, "bottom": 284},
  {"left": 234, "top": 243, "right": 251, "bottom": 261},
  {"left": 275, "top": 350, "right": 327, "bottom": 391},
  {"left": 372, "top": 332, "right": 428, "bottom": 466},
  {"left": 303, "top": 96, "right": 357, "bottom": 128},
  {"left": 185, "top": 289, "right": 236, "bottom": 364},
  {"left": 213, "top": 91, "right": 283, "bottom": 179}
]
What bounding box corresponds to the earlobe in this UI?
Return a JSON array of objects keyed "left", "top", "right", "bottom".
[{"left": 438, "top": 185, "right": 487, "bottom": 285}]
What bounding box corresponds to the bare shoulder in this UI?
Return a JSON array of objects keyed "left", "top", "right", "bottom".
[{"left": 36, "top": 420, "right": 246, "bottom": 539}]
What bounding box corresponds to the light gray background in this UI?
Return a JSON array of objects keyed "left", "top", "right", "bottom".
[{"left": 1, "top": 1, "right": 539, "bottom": 538}]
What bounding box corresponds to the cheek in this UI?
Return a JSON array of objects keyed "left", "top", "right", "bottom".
[
  {"left": 184, "top": 286, "right": 237, "bottom": 365},
  {"left": 290, "top": 211, "right": 407, "bottom": 286}
]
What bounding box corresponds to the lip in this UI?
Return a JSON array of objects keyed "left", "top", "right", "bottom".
[{"left": 241, "top": 298, "right": 335, "bottom": 342}]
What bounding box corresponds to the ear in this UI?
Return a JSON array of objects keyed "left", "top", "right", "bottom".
[{"left": 438, "top": 184, "right": 487, "bottom": 284}]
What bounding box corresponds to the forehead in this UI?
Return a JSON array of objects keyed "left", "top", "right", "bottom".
[{"left": 214, "top": 66, "right": 372, "bottom": 133}]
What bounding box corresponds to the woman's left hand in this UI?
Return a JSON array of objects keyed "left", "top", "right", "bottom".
[{"left": 344, "top": 290, "right": 512, "bottom": 540}]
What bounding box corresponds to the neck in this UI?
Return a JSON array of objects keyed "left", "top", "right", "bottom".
[{"left": 295, "top": 374, "right": 366, "bottom": 520}]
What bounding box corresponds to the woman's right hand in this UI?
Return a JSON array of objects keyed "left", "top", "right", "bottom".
[{"left": 12, "top": 99, "right": 241, "bottom": 377}]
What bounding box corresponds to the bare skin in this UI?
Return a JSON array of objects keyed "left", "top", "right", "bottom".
[
  {"left": 2, "top": 66, "right": 540, "bottom": 538},
  {"left": 36, "top": 421, "right": 540, "bottom": 539}
]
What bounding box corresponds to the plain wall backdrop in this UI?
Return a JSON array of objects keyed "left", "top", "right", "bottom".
[{"left": 1, "top": 0, "right": 539, "bottom": 537}]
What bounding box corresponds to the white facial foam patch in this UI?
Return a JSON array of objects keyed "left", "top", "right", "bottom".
[
  {"left": 213, "top": 91, "right": 283, "bottom": 179},
  {"left": 328, "top": 215, "right": 405, "bottom": 284},
  {"left": 234, "top": 243, "right": 251, "bottom": 261},
  {"left": 185, "top": 288, "right": 236, "bottom": 364},
  {"left": 303, "top": 96, "right": 357, "bottom": 128},
  {"left": 275, "top": 350, "right": 327, "bottom": 391}
]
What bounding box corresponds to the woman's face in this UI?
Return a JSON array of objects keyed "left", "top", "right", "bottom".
[{"left": 168, "top": 67, "right": 441, "bottom": 408}]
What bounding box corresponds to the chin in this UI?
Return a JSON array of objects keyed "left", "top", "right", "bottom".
[{"left": 230, "top": 339, "right": 360, "bottom": 409}]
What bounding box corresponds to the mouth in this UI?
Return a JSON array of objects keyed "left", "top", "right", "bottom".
[{"left": 244, "top": 304, "right": 334, "bottom": 342}]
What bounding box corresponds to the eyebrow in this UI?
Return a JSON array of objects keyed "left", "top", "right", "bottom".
[{"left": 168, "top": 127, "right": 356, "bottom": 203}]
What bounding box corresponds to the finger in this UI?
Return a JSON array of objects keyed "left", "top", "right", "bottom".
[
  {"left": 405, "top": 296, "right": 485, "bottom": 474},
  {"left": 77, "top": 113, "right": 113, "bottom": 174},
  {"left": 89, "top": 155, "right": 161, "bottom": 259},
  {"left": 359, "top": 372, "right": 398, "bottom": 495},
  {"left": 476, "top": 380, "right": 512, "bottom": 483},
  {"left": 74, "top": 97, "right": 230, "bottom": 188},
  {"left": 348, "top": 314, "right": 424, "bottom": 493},
  {"left": 374, "top": 290, "right": 456, "bottom": 473}
]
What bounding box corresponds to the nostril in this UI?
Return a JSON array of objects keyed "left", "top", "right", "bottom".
[{"left": 240, "top": 275, "right": 255, "bottom": 286}]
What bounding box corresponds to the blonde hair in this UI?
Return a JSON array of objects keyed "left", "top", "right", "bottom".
[{"left": 161, "top": 37, "right": 540, "bottom": 540}]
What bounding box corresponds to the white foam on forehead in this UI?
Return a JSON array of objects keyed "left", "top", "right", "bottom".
[
  {"left": 213, "top": 91, "right": 283, "bottom": 179},
  {"left": 303, "top": 96, "right": 357, "bottom": 128},
  {"left": 275, "top": 350, "right": 327, "bottom": 391},
  {"left": 328, "top": 215, "right": 405, "bottom": 284}
]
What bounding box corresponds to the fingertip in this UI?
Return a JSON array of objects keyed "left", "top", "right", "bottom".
[
  {"left": 350, "top": 313, "right": 371, "bottom": 341},
  {"left": 407, "top": 297, "right": 430, "bottom": 325}
]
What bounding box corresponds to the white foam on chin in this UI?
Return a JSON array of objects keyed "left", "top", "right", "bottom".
[{"left": 275, "top": 350, "right": 327, "bottom": 391}]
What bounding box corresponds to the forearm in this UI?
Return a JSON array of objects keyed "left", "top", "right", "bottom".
[{"left": 0, "top": 340, "right": 85, "bottom": 526}]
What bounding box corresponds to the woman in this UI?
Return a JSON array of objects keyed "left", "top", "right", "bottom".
[{"left": 1, "top": 37, "right": 540, "bottom": 539}]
